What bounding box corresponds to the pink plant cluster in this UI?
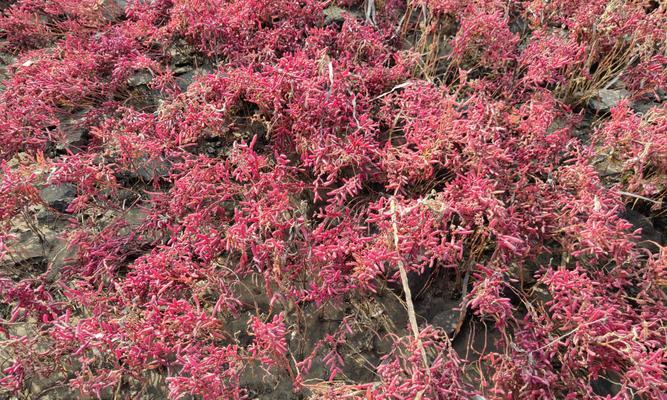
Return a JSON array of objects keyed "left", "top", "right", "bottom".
[{"left": 0, "top": 0, "right": 665, "bottom": 399}]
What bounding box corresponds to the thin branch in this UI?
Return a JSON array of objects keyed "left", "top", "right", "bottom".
[
  {"left": 389, "top": 197, "right": 431, "bottom": 391},
  {"left": 617, "top": 190, "right": 661, "bottom": 205}
]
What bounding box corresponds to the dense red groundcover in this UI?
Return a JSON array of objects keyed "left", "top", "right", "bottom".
[{"left": 0, "top": 1, "right": 665, "bottom": 399}]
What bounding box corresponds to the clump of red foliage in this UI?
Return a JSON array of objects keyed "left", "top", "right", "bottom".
[{"left": 0, "top": 1, "right": 665, "bottom": 399}]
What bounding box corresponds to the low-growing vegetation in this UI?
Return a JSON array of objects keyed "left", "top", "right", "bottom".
[{"left": 0, "top": 1, "right": 665, "bottom": 399}]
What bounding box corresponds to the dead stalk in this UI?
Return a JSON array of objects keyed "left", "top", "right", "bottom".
[{"left": 389, "top": 197, "right": 431, "bottom": 385}]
